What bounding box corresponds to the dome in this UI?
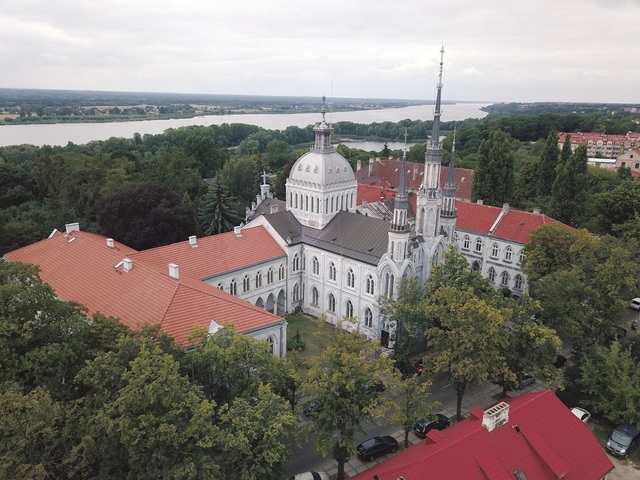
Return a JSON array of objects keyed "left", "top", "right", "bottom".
[{"left": 289, "top": 150, "right": 355, "bottom": 187}]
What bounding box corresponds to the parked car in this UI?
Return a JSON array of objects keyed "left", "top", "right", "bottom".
[
  {"left": 413, "top": 413, "right": 450, "bottom": 438},
  {"left": 606, "top": 423, "right": 640, "bottom": 459},
  {"left": 517, "top": 372, "right": 535, "bottom": 389},
  {"left": 289, "top": 472, "right": 331, "bottom": 480},
  {"left": 570, "top": 407, "right": 591, "bottom": 423},
  {"left": 413, "top": 359, "right": 424, "bottom": 376},
  {"left": 630, "top": 298, "right": 640, "bottom": 310},
  {"left": 356, "top": 435, "right": 399, "bottom": 461},
  {"left": 302, "top": 399, "right": 322, "bottom": 418},
  {"left": 364, "top": 380, "right": 385, "bottom": 394},
  {"left": 554, "top": 355, "right": 568, "bottom": 368}
]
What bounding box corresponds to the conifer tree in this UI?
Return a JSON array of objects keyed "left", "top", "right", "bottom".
[
  {"left": 198, "top": 175, "right": 244, "bottom": 235},
  {"left": 537, "top": 131, "right": 559, "bottom": 197},
  {"left": 549, "top": 143, "right": 588, "bottom": 226},
  {"left": 471, "top": 129, "right": 514, "bottom": 207}
]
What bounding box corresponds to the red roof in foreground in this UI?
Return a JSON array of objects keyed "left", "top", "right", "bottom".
[
  {"left": 351, "top": 390, "right": 613, "bottom": 480},
  {"left": 4, "top": 230, "right": 283, "bottom": 344},
  {"left": 130, "top": 227, "right": 286, "bottom": 280}
]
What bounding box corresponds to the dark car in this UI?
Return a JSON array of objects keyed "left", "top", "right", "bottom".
[
  {"left": 364, "top": 380, "right": 385, "bottom": 394},
  {"left": 554, "top": 355, "right": 568, "bottom": 368},
  {"left": 606, "top": 423, "right": 640, "bottom": 459},
  {"left": 356, "top": 435, "right": 399, "bottom": 461},
  {"left": 302, "top": 399, "right": 322, "bottom": 418},
  {"left": 517, "top": 372, "right": 535, "bottom": 389},
  {"left": 412, "top": 413, "right": 450, "bottom": 438}
]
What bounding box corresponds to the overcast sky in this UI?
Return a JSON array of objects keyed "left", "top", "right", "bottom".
[{"left": 2, "top": 0, "right": 638, "bottom": 104}]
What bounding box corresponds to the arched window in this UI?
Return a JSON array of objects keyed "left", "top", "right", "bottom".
[
  {"left": 278, "top": 263, "right": 285, "bottom": 281},
  {"left": 518, "top": 249, "right": 526, "bottom": 265},
  {"left": 312, "top": 287, "right": 319, "bottom": 306},
  {"left": 217, "top": 282, "right": 224, "bottom": 291},
  {"left": 293, "top": 283, "right": 300, "bottom": 302},
  {"left": 366, "top": 275, "right": 375, "bottom": 295},
  {"left": 243, "top": 275, "right": 250, "bottom": 292},
  {"left": 347, "top": 269, "right": 355, "bottom": 288},
  {"left": 329, "top": 262, "right": 336, "bottom": 281},
  {"left": 255, "top": 271, "right": 262, "bottom": 288},
  {"left": 267, "top": 336, "right": 275, "bottom": 354},
  {"left": 266, "top": 268, "right": 274, "bottom": 284},
  {"left": 230, "top": 279, "right": 237, "bottom": 296},
  {"left": 514, "top": 274, "right": 524, "bottom": 290},
  {"left": 475, "top": 237, "right": 483, "bottom": 253},
  {"left": 463, "top": 235, "right": 470, "bottom": 250},
  {"left": 328, "top": 293, "right": 336, "bottom": 312},
  {"left": 471, "top": 261, "right": 481, "bottom": 271},
  {"left": 385, "top": 272, "right": 395, "bottom": 297},
  {"left": 488, "top": 267, "right": 496, "bottom": 283},
  {"left": 453, "top": 232, "right": 459, "bottom": 243},
  {"left": 491, "top": 243, "right": 499, "bottom": 259},
  {"left": 500, "top": 271, "right": 510, "bottom": 286},
  {"left": 346, "top": 300, "right": 354, "bottom": 318},
  {"left": 312, "top": 256, "right": 320, "bottom": 275},
  {"left": 504, "top": 246, "right": 513, "bottom": 262},
  {"left": 292, "top": 254, "right": 300, "bottom": 272},
  {"left": 364, "top": 308, "right": 373, "bottom": 328}
]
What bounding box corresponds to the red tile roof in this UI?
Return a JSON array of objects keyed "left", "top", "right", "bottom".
[
  {"left": 351, "top": 390, "right": 613, "bottom": 480},
  {"left": 130, "top": 227, "right": 286, "bottom": 280},
  {"left": 4, "top": 230, "right": 283, "bottom": 344},
  {"left": 355, "top": 158, "right": 474, "bottom": 201}
]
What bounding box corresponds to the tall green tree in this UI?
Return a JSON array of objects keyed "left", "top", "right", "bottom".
[
  {"left": 219, "top": 156, "right": 260, "bottom": 209},
  {"left": 198, "top": 175, "right": 244, "bottom": 235},
  {"left": 537, "top": 131, "right": 559, "bottom": 197},
  {"left": 595, "top": 179, "right": 640, "bottom": 235},
  {"left": 387, "top": 374, "right": 438, "bottom": 448},
  {"left": 471, "top": 129, "right": 514, "bottom": 206},
  {"left": 550, "top": 144, "right": 588, "bottom": 226}
]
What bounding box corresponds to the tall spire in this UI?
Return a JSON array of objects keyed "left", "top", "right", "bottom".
[
  {"left": 312, "top": 95, "right": 334, "bottom": 153},
  {"left": 420, "top": 46, "right": 445, "bottom": 193},
  {"left": 391, "top": 129, "right": 409, "bottom": 232},
  {"left": 429, "top": 45, "right": 445, "bottom": 153},
  {"left": 441, "top": 127, "right": 457, "bottom": 220}
]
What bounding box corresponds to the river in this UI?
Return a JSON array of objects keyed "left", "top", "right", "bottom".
[{"left": 0, "top": 102, "right": 489, "bottom": 148}]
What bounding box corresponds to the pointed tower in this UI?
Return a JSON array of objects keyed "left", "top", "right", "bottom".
[
  {"left": 416, "top": 46, "right": 445, "bottom": 239},
  {"left": 286, "top": 96, "right": 357, "bottom": 229},
  {"left": 387, "top": 130, "right": 411, "bottom": 261},
  {"left": 440, "top": 128, "right": 458, "bottom": 240}
]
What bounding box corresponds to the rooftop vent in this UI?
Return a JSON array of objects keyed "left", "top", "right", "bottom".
[
  {"left": 533, "top": 208, "right": 541, "bottom": 214},
  {"left": 168, "top": 263, "right": 179, "bottom": 280},
  {"left": 270, "top": 204, "right": 279, "bottom": 214},
  {"left": 188, "top": 235, "right": 197, "bottom": 247},
  {"left": 234, "top": 226, "right": 242, "bottom": 237},
  {"left": 65, "top": 222, "right": 80, "bottom": 234},
  {"left": 482, "top": 401, "right": 509, "bottom": 432},
  {"left": 123, "top": 258, "right": 132, "bottom": 272},
  {"left": 106, "top": 238, "right": 115, "bottom": 248},
  {"left": 477, "top": 199, "right": 484, "bottom": 205}
]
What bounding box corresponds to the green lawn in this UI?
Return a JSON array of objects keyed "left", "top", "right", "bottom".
[{"left": 285, "top": 313, "right": 330, "bottom": 366}]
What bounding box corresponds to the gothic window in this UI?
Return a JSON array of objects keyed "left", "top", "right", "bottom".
[
  {"left": 504, "top": 246, "right": 513, "bottom": 262},
  {"left": 346, "top": 300, "right": 354, "bottom": 318},
  {"left": 463, "top": 235, "right": 470, "bottom": 250},
  {"left": 312, "top": 287, "right": 319, "bottom": 306},
  {"left": 243, "top": 275, "right": 250, "bottom": 292},
  {"left": 329, "top": 262, "right": 336, "bottom": 281},
  {"left": 366, "top": 275, "right": 375, "bottom": 295},
  {"left": 267, "top": 336, "right": 275, "bottom": 354},
  {"left": 518, "top": 249, "right": 526, "bottom": 265},
  {"left": 316, "top": 197, "right": 320, "bottom": 212},
  {"left": 488, "top": 267, "right": 496, "bottom": 283},
  {"left": 255, "top": 271, "right": 262, "bottom": 288},
  {"left": 453, "top": 232, "right": 459, "bottom": 243},
  {"left": 267, "top": 268, "right": 274, "bottom": 284},
  {"left": 491, "top": 243, "right": 499, "bottom": 259},
  {"left": 347, "top": 268, "right": 355, "bottom": 288},
  {"left": 500, "top": 271, "right": 510, "bottom": 286},
  {"left": 514, "top": 274, "right": 524, "bottom": 290},
  {"left": 217, "top": 282, "right": 223, "bottom": 291},
  {"left": 471, "top": 261, "right": 481, "bottom": 272},
  {"left": 385, "top": 272, "right": 395, "bottom": 297},
  {"left": 292, "top": 254, "right": 300, "bottom": 272},
  {"left": 475, "top": 237, "right": 483, "bottom": 253},
  {"left": 328, "top": 293, "right": 336, "bottom": 312},
  {"left": 364, "top": 308, "right": 373, "bottom": 328},
  {"left": 230, "top": 279, "right": 238, "bottom": 296},
  {"left": 312, "top": 256, "right": 319, "bottom": 275},
  {"left": 293, "top": 283, "right": 300, "bottom": 302},
  {"left": 278, "top": 263, "right": 285, "bottom": 281}
]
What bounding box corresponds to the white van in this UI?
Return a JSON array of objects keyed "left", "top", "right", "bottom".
[{"left": 630, "top": 298, "right": 640, "bottom": 310}]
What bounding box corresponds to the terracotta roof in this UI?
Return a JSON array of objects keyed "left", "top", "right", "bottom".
[
  {"left": 355, "top": 158, "right": 473, "bottom": 201},
  {"left": 4, "top": 230, "right": 283, "bottom": 344},
  {"left": 558, "top": 131, "right": 639, "bottom": 148},
  {"left": 351, "top": 390, "right": 614, "bottom": 480},
  {"left": 130, "top": 227, "right": 286, "bottom": 280}
]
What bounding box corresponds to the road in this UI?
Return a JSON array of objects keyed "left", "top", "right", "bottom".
[{"left": 282, "top": 371, "right": 454, "bottom": 476}]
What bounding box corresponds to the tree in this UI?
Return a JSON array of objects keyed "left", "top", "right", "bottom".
[
  {"left": 387, "top": 374, "right": 438, "bottom": 448},
  {"left": 302, "top": 318, "right": 395, "bottom": 480},
  {"left": 95, "top": 181, "right": 197, "bottom": 250},
  {"left": 471, "top": 129, "right": 514, "bottom": 206},
  {"left": 219, "top": 156, "right": 260, "bottom": 209},
  {"left": 549, "top": 144, "right": 588, "bottom": 226},
  {"left": 537, "top": 131, "right": 559, "bottom": 197},
  {"left": 263, "top": 140, "right": 293, "bottom": 171},
  {"left": 198, "top": 175, "right": 244, "bottom": 235},
  {"left": 424, "top": 286, "right": 510, "bottom": 420},
  {"left": 595, "top": 179, "right": 640, "bottom": 235}
]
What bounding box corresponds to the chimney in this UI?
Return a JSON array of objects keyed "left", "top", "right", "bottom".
[
  {"left": 168, "top": 263, "right": 179, "bottom": 280},
  {"left": 65, "top": 222, "right": 80, "bottom": 234},
  {"left": 188, "top": 235, "right": 197, "bottom": 247},
  {"left": 123, "top": 258, "right": 132, "bottom": 272},
  {"left": 502, "top": 203, "right": 510, "bottom": 210},
  {"left": 234, "top": 226, "right": 242, "bottom": 237},
  {"left": 270, "top": 204, "right": 279, "bottom": 214},
  {"left": 482, "top": 402, "right": 509, "bottom": 432},
  {"left": 368, "top": 157, "right": 374, "bottom": 176},
  {"left": 533, "top": 207, "right": 541, "bottom": 214},
  {"left": 106, "top": 238, "right": 115, "bottom": 248},
  {"left": 357, "top": 159, "right": 362, "bottom": 171},
  {"left": 477, "top": 199, "right": 484, "bottom": 205}
]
